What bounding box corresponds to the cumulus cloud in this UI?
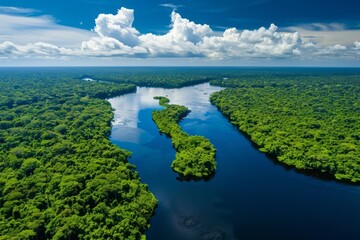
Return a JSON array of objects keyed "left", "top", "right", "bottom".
[
  {"left": 0, "top": 41, "right": 73, "bottom": 58},
  {"left": 83, "top": 9, "right": 303, "bottom": 59},
  {"left": 310, "top": 44, "right": 349, "bottom": 57},
  {"left": 199, "top": 24, "right": 302, "bottom": 58},
  {"left": 0, "top": 10, "right": 92, "bottom": 59},
  {"left": 93, "top": 7, "right": 139, "bottom": 47},
  {"left": 138, "top": 11, "right": 213, "bottom": 57},
  {"left": 1, "top": 6, "right": 360, "bottom": 63},
  {"left": 81, "top": 36, "right": 147, "bottom": 56}
]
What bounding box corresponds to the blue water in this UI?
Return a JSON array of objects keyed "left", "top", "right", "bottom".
[{"left": 109, "top": 83, "right": 360, "bottom": 240}]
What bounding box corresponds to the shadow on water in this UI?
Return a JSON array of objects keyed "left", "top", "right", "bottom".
[{"left": 175, "top": 172, "right": 215, "bottom": 182}]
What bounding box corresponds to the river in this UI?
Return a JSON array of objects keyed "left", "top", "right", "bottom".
[{"left": 109, "top": 83, "right": 360, "bottom": 240}]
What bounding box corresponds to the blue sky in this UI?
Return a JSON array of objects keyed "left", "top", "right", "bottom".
[{"left": 0, "top": 0, "right": 360, "bottom": 66}]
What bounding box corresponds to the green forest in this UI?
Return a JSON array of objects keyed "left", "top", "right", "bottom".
[
  {"left": 0, "top": 67, "right": 219, "bottom": 89},
  {"left": 80, "top": 69, "right": 212, "bottom": 88},
  {"left": 210, "top": 76, "right": 360, "bottom": 182},
  {"left": 0, "top": 77, "right": 157, "bottom": 239},
  {"left": 1, "top": 67, "right": 360, "bottom": 239},
  {"left": 152, "top": 97, "right": 217, "bottom": 178}
]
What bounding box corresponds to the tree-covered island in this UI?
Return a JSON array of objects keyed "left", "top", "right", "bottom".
[{"left": 152, "top": 96, "right": 217, "bottom": 178}]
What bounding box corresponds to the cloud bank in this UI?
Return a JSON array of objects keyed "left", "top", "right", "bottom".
[
  {"left": 81, "top": 8, "right": 303, "bottom": 58},
  {"left": 0, "top": 6, "right": 359, "bottom": 63}
]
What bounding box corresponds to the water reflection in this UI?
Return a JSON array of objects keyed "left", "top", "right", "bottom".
[{"left": 108, "top": 83, "right": 224, "bottom": 128}]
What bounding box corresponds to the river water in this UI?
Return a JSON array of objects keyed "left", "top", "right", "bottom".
[{"left": 109, "top": 83, "right": 360, "bottom": 240}]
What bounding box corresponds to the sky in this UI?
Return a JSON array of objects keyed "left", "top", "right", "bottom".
[{"left": 0, "top": 0, "right": 360, "bottom": 66}]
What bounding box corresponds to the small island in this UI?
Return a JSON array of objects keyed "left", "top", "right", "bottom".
[{"left": 152, "top": 96, "right": 216, "bottom": 178}]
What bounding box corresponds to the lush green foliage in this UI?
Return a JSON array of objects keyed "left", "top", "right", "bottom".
[
  {"left": 152, "top": 97, "right": 216, "bottom": 178},
  {"left": 80, "top": 68, "right": 215, "bottom": 88},
  {"left": 0, "top": 77, "right": 157, "bottom": 239},
  {"left": 210, "top": 76, "right": 360, "bottom": 182},
  {"left": 210, "top": 68, "right": 360, "bottom": 87},
  {"left": 0, "top": 67, "right": 216, "bottom": 89},
  {"left": 0, "top": 67, "right": 215, "bottom": 88}
]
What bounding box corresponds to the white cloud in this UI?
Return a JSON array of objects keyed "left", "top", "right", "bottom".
[
  {"left": 93, "top": 7, "right": 139, "bottom": 47},
  {"left": 169, "top": 11, "right": 213, "bottom": 43},
  {"left": 0, "top": 41, "right": 73, "bottom": 58},
  {"left": 138, "top": 11, "right": 213, "bottom": 57},
  {"left": 81, "top": 8, "right": 360, "bottom": 61},
  {"left": 0, "top": 13, "right": 95, "bottom": 47},
  {"left": 81, "top": 36, "right": 147, "bottom": 56},
  {"left": 311, "top": 44, "right": 349, "bottom": 57},
  {"left": 286, "top": 23, "right": 360, "bottom": 47},
  {"left": 0, "top": 6, "right": 37, "bottom": 14},
  {"left": 0, "top": 6, "right": 360, "bottom": 65},
  {"left": 295, "top": 22, "right": 346, "bottom": 31},
  {"left": 355, "top": 41, "right": 360, "bottom": 49},
  {"left": 84, "top": 10, "right": 303, "bottom": 59},
  {"left": 159, "top": 3, "right": 183, "bottom": 10},
  {"left": 331, "top": 44, "right": 347, "bottom": 51},
  {"left": 198, "top": 24, "right": 302, "bottom": 58}
]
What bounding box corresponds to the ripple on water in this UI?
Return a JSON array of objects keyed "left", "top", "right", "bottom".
[{"left": 179, "top": 216, "right": 236, "bottom": 240}]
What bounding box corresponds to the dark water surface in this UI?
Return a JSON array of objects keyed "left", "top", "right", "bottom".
[{"left": 109, "top": 83, "right": 360, "bottom": 240}]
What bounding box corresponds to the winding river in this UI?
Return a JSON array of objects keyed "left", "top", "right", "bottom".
[{"left": 109, "top": 83, "right": 360, "bottom": 240}]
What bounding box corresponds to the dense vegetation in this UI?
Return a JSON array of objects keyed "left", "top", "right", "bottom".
[
  {"left": 0, "top": 77, "right": 157, "bottom": 239},
  {"left": 210, "top": 75, "right": 360, "bottom": 182},
  {"left": 2, "top": 67, "right": 359, "bottom": 239},
  {"left": 152, "top": 97, "right": 216, "bottom": 178},
  {"left": 80, "top": 68, "right": 213, "bottom": 88},
  {"left": 0, "top": 68, "right": 216, "bottom": 89}
]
